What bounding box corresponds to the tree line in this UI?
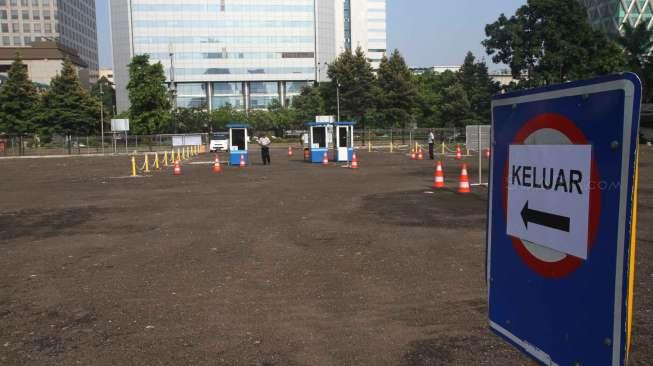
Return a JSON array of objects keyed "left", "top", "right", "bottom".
[{"left": 1, "top": 0, "right": 651, "bottom": 139}]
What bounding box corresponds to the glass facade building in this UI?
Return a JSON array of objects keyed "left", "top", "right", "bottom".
[
  {"left": 582, "top": 0, "right": 653, "bottom": 36},
  {"left": 0, "top": 0, "right": 99, "bottom": 82},
  {"left": 110, "top": 0, "right": 387, "bottom": 112}
]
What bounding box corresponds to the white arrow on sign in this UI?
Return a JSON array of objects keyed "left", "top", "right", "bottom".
[{"left": 506, "top": 144, "right": 592, "bottom": 259}]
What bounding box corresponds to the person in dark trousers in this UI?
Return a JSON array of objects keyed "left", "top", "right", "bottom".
[
  {"left": 428, "top": 129, "right": 435, "bottom": 160},
  {"left": 259, "top": 134, "right": 271, "bottom": 165}
]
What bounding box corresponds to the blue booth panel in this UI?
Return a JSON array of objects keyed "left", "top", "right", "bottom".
[
  {"left": 311, "top": 148, "right": 328, "bottom": 163},
  {"left": 229, "top": 151, "right": 248, "bottom": 166}
]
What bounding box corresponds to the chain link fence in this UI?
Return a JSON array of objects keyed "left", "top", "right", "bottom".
[{"left": 0, "top": 133, "right": 210, "bottom": 157}]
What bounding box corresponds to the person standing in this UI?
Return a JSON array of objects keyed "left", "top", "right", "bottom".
[
  {"left": 428, "top": 129, "right": 435, "bottom": 160},
  {"left": 259, "top": 134, "right": 271, "bottom": 165}
]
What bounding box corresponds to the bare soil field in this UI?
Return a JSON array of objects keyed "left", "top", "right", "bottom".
[{"left": 1, "top": 146, "right": 652, "bottom": 365}]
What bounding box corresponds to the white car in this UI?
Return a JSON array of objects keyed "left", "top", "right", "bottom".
[{"left": 209, "top": 131, "right": 229, "bottom": 152}]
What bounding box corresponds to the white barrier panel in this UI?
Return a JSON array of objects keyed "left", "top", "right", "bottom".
[
  {"left": 172, "top": 134, "right": 202, "bottom": 147},
  {"left": 466, "top": 125, "right": 490, "bottom": 152}
]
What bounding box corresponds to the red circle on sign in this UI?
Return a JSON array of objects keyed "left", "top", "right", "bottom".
[{"left": 502, "top": 113, "right": 601, "bottom": 278}]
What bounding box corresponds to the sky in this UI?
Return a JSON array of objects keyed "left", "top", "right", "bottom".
[{"left": 95, "top": 0, "right": 527, "bottom": 70}]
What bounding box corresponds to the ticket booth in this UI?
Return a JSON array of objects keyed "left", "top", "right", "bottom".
[
  {"left": 226, "top": 123, "right": 249, "bottom": 166},
  {"left": 334, "top": 121, "right": 355, "bottom": 162},
  {"left": 306, "top": 122, "right": 330, "bottom": 163}
]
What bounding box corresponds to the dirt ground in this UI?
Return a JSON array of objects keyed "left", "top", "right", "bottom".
[{"left": 0, "top": 146, "right": 651, "bottom": 365}]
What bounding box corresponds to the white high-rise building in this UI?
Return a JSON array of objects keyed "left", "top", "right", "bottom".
[{"left": 110, "top": 0, "right": 387, "bottom": 113}]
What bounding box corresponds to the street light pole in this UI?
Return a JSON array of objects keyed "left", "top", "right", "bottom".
[
  {"left": 336, "top": 80, "right": 341, "bottom": 122},
  {"left": 99, "top": 81, "right": 104, "bottom": 154}
]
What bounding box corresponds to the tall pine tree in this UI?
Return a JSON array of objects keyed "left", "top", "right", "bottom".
[
  {"left": 38, "top": 58, "right": 99, "bottom": 137},
  {"left": 127, "top": 55, "right": 171, "bottom": 135},
  {"left": 376, "top": 50, "right": 418, "bottom": 128},
  {"left": 326, "top": 47, "right": 376, "bottom": 124},
  {"left": 0, "top": 53, "right": 40, "bottom": 136},
  {"left": 458, "top": 52, "right": 499, "bottom": 124}
]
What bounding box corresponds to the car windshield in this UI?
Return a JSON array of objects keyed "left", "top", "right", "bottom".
[{"left": 212, "top": 132, "right": 228, "bottom": 140}]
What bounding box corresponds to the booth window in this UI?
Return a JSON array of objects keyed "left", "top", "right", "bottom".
[
  {"left": 232, "top": 129, "right": 246, "bottom": 150},
  {"left": 338, "top": 127, "right": 348, "bottom": 147},
  {"left": 313, "top": 127, "right": 327, "bottom": 148}
]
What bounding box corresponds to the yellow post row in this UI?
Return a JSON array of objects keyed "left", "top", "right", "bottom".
[
  {"left": 626, "top": 146, "right": 640, "bottom": 360},
  {"left": 131, "top": 156, "right": 137, "bottom": 177}
]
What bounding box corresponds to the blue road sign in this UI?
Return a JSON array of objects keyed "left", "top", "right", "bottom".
[{"left": 487, "top": 73, "right": 641, "bottom": 366}]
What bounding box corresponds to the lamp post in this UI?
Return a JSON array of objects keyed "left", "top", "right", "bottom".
[
  {"left": 99, "top": 81, "right": 104, "bottom": 154},
  {"left": 336, "top": 79, "right": 341, "bottom": 122}
]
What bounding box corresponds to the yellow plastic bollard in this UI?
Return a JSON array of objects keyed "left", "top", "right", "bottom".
[
  {"left": 176, "top": 149, "right": 181, "bottom": 162},
  {"left": 163, "top": 151, "right": 168, "bottom": 167},
  {"left": 131, "top": 156, "right": 137, "bottom": 177},
  {"left": 154, "top": 152, "right": 160, "bottom": 169},
  {"left": 170, "top": 148, "right": 175, "bottom": 164},
  {"left": 144, "top": 153, "right": 150, "bottom": 172},
  {"left": 390, "top": 140, "right": 394, "bottom": 153},
  {"left": 368, "top": 141, "right": 372, "bottom": 152},
  {"left": 441, "top": 142, "right": 445, "bottom": 155}
]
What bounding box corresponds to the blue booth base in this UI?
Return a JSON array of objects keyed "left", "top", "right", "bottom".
[
  {"left": 310, "top": 148, "right": 328, "bottom": 163},
  {"left": 334, "top": 148, "right": 354, "bottom": 162},
  {"left": 229, "top": 151, "right": 248, "bottom": 166}
]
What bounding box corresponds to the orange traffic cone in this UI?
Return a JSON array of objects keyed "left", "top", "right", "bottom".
[
  {"left": 458, "top": 163, "right": 471, "bottom": 193},
  {"left": 433, "top": 161, "right": 445, "bottom": 188},
  {"left": 456, "top": 145, "right": 462, "bottom": 160},
  {"left": 288, "top": 146, "right": 293, "bottom": 157},
  {"left": 239, "top": 154, "right": 246, "bottom": 167},
  {"left": 351, "top": 153, "right": 359, "bottom": 169},
  {"left": 485, "top": 148, "right": 491, "bottom": 158},
  {"left": 417, "top": 148, "right": 424, "bottom": 160},
  {"left": 212, "top": 154, "right": 222, "bottom": 173},
  {"left": 173, "top": 160, "right": 181, "bottom": 176},
  {"left": 410, "top": 149, "right": 416, "bottom": 160},
  {"left": 322, "top": 152, "right": 329, "bottom": 166},
  {"left": 303, "top": 148, "right": 310, "bottom": 161}
]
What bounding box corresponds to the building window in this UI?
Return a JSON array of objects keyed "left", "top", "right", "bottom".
[
  {"left": 11, "top": 10, "right": 18, "bottom": 20},
  {"left": 1, "top": 23, "right": 8, "bottom": 32},
  {"left": 43, "top": 10, "right": 50, "bottom": 20},
  {"left": 32, "top": 10, "right": 39, "bottom": 20},
  {"left": 22, "top": 22, "right": 29, "bottom": 32},
  {"left": 33, "top": 22, "right": 39, "bottom": 32},
  {"left": 43, "top": 22, "right": 50, "bottom": 32},
  {"left": 0, "top": 11, "right": 6, "bottom": 20}
]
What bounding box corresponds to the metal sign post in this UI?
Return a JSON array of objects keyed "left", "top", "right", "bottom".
[{"left": 487, "top": 73, "right": 641, "bottom": 365}]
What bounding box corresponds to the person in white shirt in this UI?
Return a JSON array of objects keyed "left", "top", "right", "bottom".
[
  {"left": 259, "top": 134, "right": 271, "bottom": 165},
  {"left": 427, "top": 129, "right": 435, "bottom": 160}
]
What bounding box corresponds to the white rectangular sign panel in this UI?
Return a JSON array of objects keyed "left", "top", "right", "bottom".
[
  {"left": 506, "top": 144, "right": 592, "bottom": 259},
  {"left": 110, "top": 119, "right": 129, "bottom": 132}
]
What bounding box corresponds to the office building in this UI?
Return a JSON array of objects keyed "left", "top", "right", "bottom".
[
  {"left": 0, "top": 0, "right": 99, "bottom": 83},
  {"left": 0, "top": 40, "right": 89, "bottom": 87},
  {"left": 110, "top": 0, "right": 387, "bottom": 113},
  {"left": 581, "top": 0, "right": 653, "bottom": 36},
  {"left": 99, "top": 67, "right": 114, "bottom": 84}
]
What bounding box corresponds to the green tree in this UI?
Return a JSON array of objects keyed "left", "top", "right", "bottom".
[
  {"left": 414, "top": 70, "right": 458, "bottom": 127},
  {"left": 127, "top": 54, "right": 171, "bottom": 134},
  {"left": 38, "top": 58, "right": 100, "bottom": 138},
  {"left": 326, "top": 47, "right": 376, "bottom": 124},
  {"left": 439, "top": 83, "right": 473, "bottom": 127},
  {"left": 172, "top": 108, "right": 210, "bottom": 133},
  {"left": 291, "top": 85, "right": 325, "bottom": 122},
  {"left": 0, "top": 53, "right": 40, "bottom": 136},
  {"left": 91, "top": 76, "right": 116, "bottom": 119},
  {"left": 483, "top": 0, "right": 626, "bottom": 87},
  {"left": 615, "top": 22, "right": 653, "bottom": 101},
  {"left": 376, "top": 50, "right": 418, "bottom": 128},
  {"left": 458, "top": 52, "right": 500, "bottom": 124}
]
